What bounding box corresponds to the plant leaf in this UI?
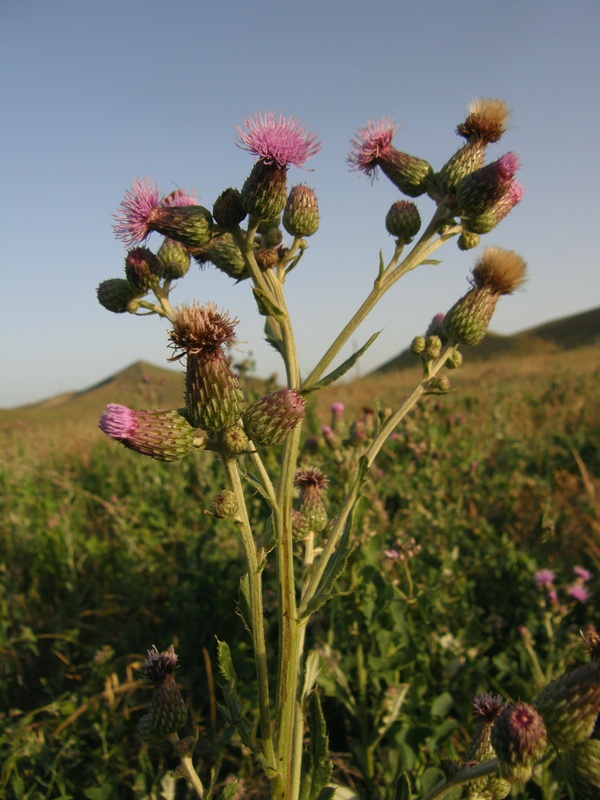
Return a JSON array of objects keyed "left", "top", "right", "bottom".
[
  {"left": 299, "top": 690, "right": 333, "bottom": 800},
  {"left": 253, "top": 287, "right": 286, "bottom": 321},
  {"left": 302, "top": 333, "right": 380, "bottom": 393},
  {"left": 216, "top": 638, "right": 254, "bottom": 747}
]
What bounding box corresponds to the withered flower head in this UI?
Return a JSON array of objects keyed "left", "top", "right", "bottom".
[
  {"left": 142, "top": 644, "right": 179, "bottom": 684},
  {"left": 457, "top": 98, "right": 512, "bottom": 143},
  {"left": 169, "top": 301, "right": 239, "bottom": 360},
  {"left": 295, "top": 466, "right": 329, "bottom": 491},
  {"left": 473, "top": 692, "right": 506, "bottom": 722},
  {"left": 472, "top": 247, "right": 527, "bottom": 295}
]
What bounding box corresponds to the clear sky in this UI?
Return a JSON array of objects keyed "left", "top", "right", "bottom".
[{"left": 1, "top": 0, "right": 599, "bottom": 408}]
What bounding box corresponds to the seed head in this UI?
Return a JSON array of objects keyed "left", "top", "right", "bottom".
[
  {"left": 169, "top": 302, "right": 239, "bottom": 360},
  {"left": 457, "top": 98, "right": 512, "bottom": 143}
]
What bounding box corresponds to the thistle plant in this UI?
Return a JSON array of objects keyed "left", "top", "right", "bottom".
[{"left": 96, "top": 101, "right": 597, "bottom": 799}]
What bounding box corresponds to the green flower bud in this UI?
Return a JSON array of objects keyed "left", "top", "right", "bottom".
[
  {"left": 213, "top": 187, "right": 246, "bottom": 228},
  {"left": 241, "top": 160, "right": 288, "bottom": 220},
  {"left": 222, "top": 424, "right": 250, "bottom": 455},
  {"left": 380, "top": 150, "right": 433, "bottom": 198},
  {"left": 295, "top": 468, "right": 329, "bottom": 533},
  {"left": 457, "top": 230, "right": 481, "bottom": 251},
  {"left": 563, "top": 739, "right": 600, "bottom": 799},
  {"left": 446, "top": 349, "right": 463, "bottom": 369},
  {"left": 194, "top": 233, "right": 248, "bottom": 280},
  {"left": 283, "top": 184, "right": 320, "bottom": 237},
  {"left": 97, "top": 278, "right": 143, "bottom": 313},
  {"left": 157, "top": 238, "right": 191, "bottom": 279},
  {"left": 149, "top": 205, "right": 214, "bottom": 249},
  {"left": 410, "top": 336, "right": 426, "bottom": 355},
  {"left": 385, "top": 200, "right": 421, "bottom": 240},
  {"left": 292, "top": 509, "right": 311, "bottom": 541},
  {"left": 125, "top": 246, "right": 164, "bottom": 290},
  {"left": 212, "top": 489, "right": 239, "bottom": 519},
  {"left": 535, "top": 660, "right": 600, "bottom": 750},
  {"left": 243, "top": 389, "right": 305, "bottom": 448},
  {"left": 433, "top": 140, "right": 487, "bottom": 198},
  {"left": 425, "top": 335, "right": 442, "bottom": 360}
]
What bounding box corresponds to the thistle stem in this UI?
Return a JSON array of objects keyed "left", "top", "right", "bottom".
[{"left": 221, "top": 457, "right": 279, "bottom": 788}]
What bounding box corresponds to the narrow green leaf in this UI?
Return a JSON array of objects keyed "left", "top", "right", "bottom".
[
  {"left": 236, "top": 574, "right": 252, "bottom": 634},
  {"left": 421, "top": 258, "right": 442, "bottom": 265},
  {"left": 299, "top": 691, "right": 333, "bottom": 800},
  {"left": 216, "top": 638, "right": 254, "bottom": 746},
  {"left": 393, "top": 772, "right": 412, "bottom": 800},
  {"left": 302, "top": 332, "right": 380, "bottom": 393},
  {"left": 378, "top": 248, "right": 386, "bottom": 279}
]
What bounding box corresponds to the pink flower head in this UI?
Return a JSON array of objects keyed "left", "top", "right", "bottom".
[
  {"left": 535, "top": 569, "right": 556, "bottom": 587},
  {"left": 567, "top": 584, "right": 591, "bottom": 603},
  {"left": 113, "top": 177, "right": 163, "bottom": 247},
  {"left": 384, "top": 548, "right": 399, "bottom": 560},
  {"left": 574, "top": 566, "right": 593, "bottom": 582},
  {"left": 331, "top": 402, "right": 345, "bottom": 415},
  {"left": 347, "top": 118, "right": 400, "bottom": 178},
  {"left": 99, "top": 403, "right": 137, "bottom": 440},
  {"left": 162, "top": 187, "right": 200, "bottom": 207},
  {"left": 236, "top": 112, "right": 321, "bottom": 168}
]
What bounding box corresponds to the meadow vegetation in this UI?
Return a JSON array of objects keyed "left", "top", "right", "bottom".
[{"left": 1, "top": 343, "right": 598, "bottom": 799}]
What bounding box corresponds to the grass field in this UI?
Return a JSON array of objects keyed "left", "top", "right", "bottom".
[{"left": 1, "top": 342, "right": 599, "bottom": 798}]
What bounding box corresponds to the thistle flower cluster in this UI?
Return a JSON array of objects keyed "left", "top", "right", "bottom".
[{"left": 348, "top": 98, "right": 523, "bottom": 246}]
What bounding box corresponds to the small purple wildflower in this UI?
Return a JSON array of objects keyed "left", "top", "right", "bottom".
[
  {"left": 236, "top": 113, "right": 321, "bottom": 168},
  {"left": 322, "top": 425, "right": 332, "bottom": 436},
  {"left": 347, "top": 118, "right": 400, "bottom": 179},
  {"left": 534, "top": 569, "right": 556, "bottom": 587},
  {"left": 383, "top": 548, "right": 399, "bottom": 560},
  {"left": 331, "top": 402, "right": 345, "bottom": 415},
  {"left": 99, "top": 403, "right": 138, "bottom": 440},
  {"left": 567, "top": 585, "right": 591, "bottom": 603},
  {"left": 574, "top": 566, "right": 593, "bottom": 582},
  {"left": 548, "top": 589, "right": 558, "bottom": 605},
  {"left": 113, "top": 177, "right": 163, "bottom": 247}
]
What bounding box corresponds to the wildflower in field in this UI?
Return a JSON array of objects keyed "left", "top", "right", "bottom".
[
  {"left": 457, "top": 98, "right": 512, "bottom": 144},
  {"left": 443, "top": 247, "right": 527, "bottom": 346},
  {"left": 491, "top": 701, "right": 548, "bottom": 783},
  {"left": 162, "top": 187, "right": 199, "bottom": 206},
  {"left": 98, "top": 403, "right": 196, "bottom": 461},
  {"left": 138, "top": 645, "right": 187, "bottom": 743},
  {"left": 237, "top": 113, "right": 321, "bottom": 168},
  {"left": 113, "top": 177, "right": 164, "bottom": 247},
  {"left": 567, "top": 584, "right": 591, "bottom": 603},
  {"left": 534, "top": 568, "right": 556, "bottom": 588},
  {"left": 243, "top": 389, "right": 306, "bottom": 448},
  {"left": 169, "top": 302, "right": 245, "bottom": 431},
  {"left": 238, "top": 113, "right": 321, "bottom": 220},
  {"left": 464, "top": 692, "right": 510, "bottom": 798},
  {"left": 574, "top": 566, "right": 593, "bottom": 582},
  {"left": 348, "top": 117, "right": 432, "bottom": 196}
]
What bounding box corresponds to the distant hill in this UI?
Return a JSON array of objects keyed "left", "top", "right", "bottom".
[{"left": 373, "top": 306, "right": 600, "bottom": 374}]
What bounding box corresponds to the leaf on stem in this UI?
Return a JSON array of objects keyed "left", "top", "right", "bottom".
[
  {"left": 299, "top": 690, "right": 334, "bottom": 800},
  {"left": 215, "top": 638, "right": 254, "bottom": 747},
  {"left": 252, "top": 287, "right": 286, "bottom": 320},
  {"left": 302, "top": 333, "right": 381, "bottom": 393}
]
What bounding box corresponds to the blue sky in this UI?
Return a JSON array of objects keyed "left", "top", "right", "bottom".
[{"left": 1, "top": 0, "right": 599, "bottom": 408}]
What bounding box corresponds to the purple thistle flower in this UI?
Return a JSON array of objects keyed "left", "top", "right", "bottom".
[
  {"left": 347, "top": 118, "right": 400, "bottom": 179},
  {"left": 236, "top": 112, "right": 321, "bottom": 168},
  {"left": 567, "top": 584, "right": 591, "bottom": 603},
  {"left": 331, "top": 402, "right": 345, "bottom": 415},
  {"left": 535, "top": 569, "right": 556, "bottom": 587},
  {"left": 113, "top": 177, "right": 164, "bottom": 247},
  {"left": 163, "top": 187, "right": 200, "bottom": 207},
  {"left": 574, "top": 566, "right": 593, "bottom": 582},
  {"left": 99, "top": 403, "right": 138, "bottom": 439}
]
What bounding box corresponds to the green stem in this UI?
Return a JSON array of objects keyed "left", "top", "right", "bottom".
[
  {"left": 303, "top": 209, "right": 460, "bottom": 389},
  {"left": 422, "top": 758, "right": 502, "bottom": 800},
  {"left": 221, "top": 458, "right": 279, "bottom": 790},
  {"left": 169, "top": 734, "right": 205, "bottom": 798}
]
